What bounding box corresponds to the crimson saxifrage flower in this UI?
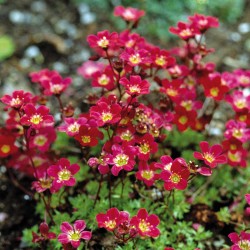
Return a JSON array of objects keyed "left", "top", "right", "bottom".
[
  {"left": 130, "top": 208, "right": 160, "bottom": 238},
  {"left": 20, "top": 103, "right": 54, "bottom": 128},
  {"left": 228, "top": 231, "right": 250, "bottom": 250},
  {"left": 58, "top": 220, "right": 92, "bottom": 248},
  {"left": 0, "top": 90, "right": 34, "bottom": 109},
  {"left": 0, "top": 134, "right": 18, "bottom": 158},
  {"left": 194, "top": 141, "right": 227, "bottom": 168},
  {"left": 160, "top": 158, "right": 190, "bottom": 191},
  {"left": 114, "top": 5, "right": 145, "bottom": 22},
  {"left": 32, "top": 222, "right": 56, "bottom": 243},
  {"left": 119, "top": 75, "right": 150, "bottom": 97},
  {"left": 47, "top": 158, "right": 80, "bottom": 192}
]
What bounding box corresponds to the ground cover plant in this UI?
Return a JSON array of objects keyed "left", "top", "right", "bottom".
[{"left": 1, "top": 5, "right": 250, "bottom": 250}]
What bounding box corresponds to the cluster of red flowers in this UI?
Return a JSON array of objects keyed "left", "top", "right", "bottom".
[
  {"left": 0, "top": 5, "right": 249, "bottom": 250},
  {"left": 96, "top": 207, "right": 160, "bottom": 242}
]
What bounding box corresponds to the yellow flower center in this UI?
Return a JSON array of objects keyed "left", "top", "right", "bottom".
[
  {"left": 228, "top": 151, "right": 240, "bottom": 162},
  {"left": 51, "top": 84, "right": 63, "bottom": 94},
  {"left": 138, "top": 220, "right": 149, "bottom": 232},
  {"left": 181, "top": 100, "right": 192, "bottom": 111},
  {"left": 141, "top": 170, "right": 153, "bottom": 180},
  {"left": 1, "top": 145, "right": 10, "bottom": 154},
  {"left": 170, "top": 173, "right": 181, "bottom": 183},
  {"left": 155, "top": 56, "right": 166, "bottom": 66},
  {"left": 81, "top": 135, "right": 91, "bottom": 143},
  {"left": 210, "top": 87, "right": 219, "bottom": 97},
  {"left": 68, "top": 123, "right": 80, "bottom": 133},
  {"left": 11, "top": 97, "right": 21, "bottom": 106},
  {"left": 179, "top": 116, "right": 188, "bottom": 125},
  {"left": 239, "top": 115, "right": 247, "bottom": 122},
  {"left": 129, "top": 85, "right": 141, "bottom": 93},
  {"left": 121, "top": 131, "right": 133, "bottom": 141},
  {"left": 235, "top": 100, "right": 246, "bottom": 109},
  {"left": 129, "top": 53, "right": 141, "bottom": 65},
  {"left": 239, "top": 239, "right": 250, "bottom": 250},
  {"left": 113, "top": 154, "right": 129, "bottom": 167},
  {"left": 166, "top": 88, "right": 178, "bottom": 97},
  {"left": 30, "top": 114, "right": 43, "bottom": 125},
  {"left": 40, "top": 178, "right": 52, "bottom": 189},
  {"left": 139, "top": 143, "right": 150, "bottom": 154},
  {"left": 105, "top": 220, "right": 116, "bottom": 229},
  {"left": 68, "top": 230, "right": 81, "bottom": 241},
  {"left": 179, "top": 29, "right": 192, "bottom": 37},
  {"left": 98, "top": 74, "right": 109, "bottom": 86},
  {"left": 233, "top": 129, "right": 243, "bottom": 139},
  {"left": 58, "top": 169, "right": 71, "bottom": 181},
  {"left": 33, "top": 157, "right": 44, "bottom": 167},
  {"left": 34, "top": 135, "right": 47, "bottom": 146},
  {"left": 239, "top": 76, "right": 250, "bottom": 85},
  {"left": 203, "top": 153, "right": 214, "bottom": 163},
  {"left": 102, "top": 112, "right": 113, "bottom": 122},
  {"left": 97, "top": 36, "right": 109, "bottom": 48}
]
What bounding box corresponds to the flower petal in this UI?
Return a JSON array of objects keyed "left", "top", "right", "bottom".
[
  {"left": 60, "top": 222, "right": 73, "bottom": 233},
  {"left": 74, "top": 220, "right": 86, "bottom": 232},
  {"left": 81, "top": 231, "right": 92, "bottom": 240}
]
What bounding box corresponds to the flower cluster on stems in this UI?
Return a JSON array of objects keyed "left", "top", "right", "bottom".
[{"left": 0, "top": 5, "right": 249, "bottom": 249}]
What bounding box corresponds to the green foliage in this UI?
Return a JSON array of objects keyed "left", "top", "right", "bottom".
[
  {"left": 52, "top": 132, "right": 70, "bottom": 151},
  {"left": 22, "top": 225, "right": 38, "bottom": 248},
  {"left": 166, "top": 128, "right": 204, "bottom": 150},
  {"left": 0, "top": 35, "right": 15, "bottom": 61},
  {"left": 216, "top": 207, "right": 231, "bottom": 224},
  {"left": 145, "top": 221, "right": 212, "bottom": 249}
]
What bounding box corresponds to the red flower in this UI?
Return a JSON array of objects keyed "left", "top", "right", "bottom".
[
  {"left": 161, "top": 158, "right": 190, "bottom": 191},
  {"left": 119, "top": 75, "right": 150, "bottom": 96},
  {"left": 120, "top": 48, "right": 151, "bottom": 67},
  {"left": 169, "top": 21, "right": 200, "bottom": 40},
  {"left": 224, "top": 120, "right": 250, "bottom": 143},
  {"left": 47, "top": 158, "right": 80, "bottom": 192},
  {"left": 74, "top": 125, "right": 103, "bottom": 147},
  {"left": 77, "top": 61, "right": 105, "bottom": 79},
  {"left": 87, "top": 30, "right": 118, "bottom": 50},
  {"left": 32, "top": 167, "right": 53, "bottom": 193},
  {"left": 154, "top": 155, "right": 174, "bottom": 171},
  {"left": 109, "top": 144, "right": 136, "bottom": 176},
  {"left": 91, "top": 66, "right": 115, "bottom": 90},
  {"left": 90, "top": 100, "right": 122, "bottom": 127},
  {"left": 188, "top": 14, "right": 219, "bottom": 32},
  {"left": 58, "top": 220, "right": 92, "bottom": 248},
  {"left": 0, "top": 134, "right": 18, "bottom": 158},
  {"left": 114, "top": 6, "right": 145, "bottom": 22},
  {"left": 41, "top": 74, "right": 72, "bottom": 96},
  {"left": 173, "top": 106, "right": 197, "bottom": 132},
  {"left": 194, "top": 141, "right": 227, "bottom": 168},
  {"left": 200, "top": 74, "right": 229, "bottom": 101},
  {"left": 20, "top": 104, "right": 54, "bottom": 128},
  {"left": 130, "top": 208, "right": 160, "bottom": 238},
  {"left": 96, "top": 207, "right": 129, "bottom": 232},
  {"left": 58, "top": 117, "right": 88, "bottom": 137},
  {"left": 29, "top": 127, "right": 56, "bottom": 152},
  {"left": 228, "top": 231, "right": 250, "bottom": 250},
  {"left": 136, "top": 133, "right": 158, "bottom": 161},
  {"left": 151, "top": 47, "right": 176, "bottom": 68},
  {"left": 32, "top": 222, "right": 56, "bottom": 243},
  {"left": 136, "top": 161, "right": 159, "bottom": 187},
  {"left": 1, "top": 90, "right": 34, "bottom": 109}
]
